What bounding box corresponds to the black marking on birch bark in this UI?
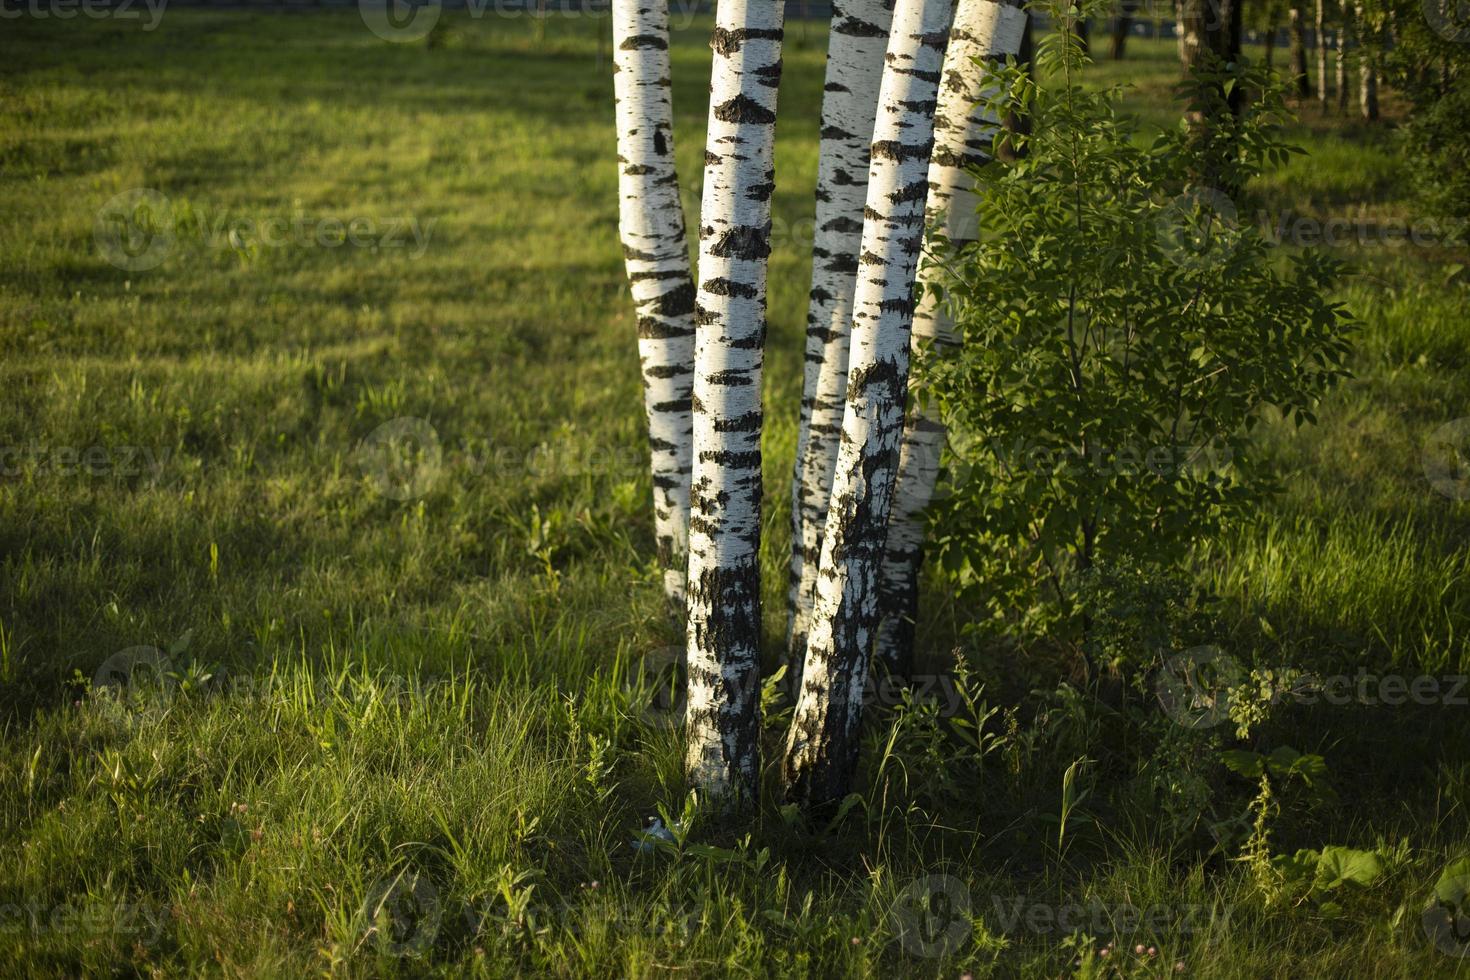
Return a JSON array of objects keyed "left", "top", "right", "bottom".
[
  {"left": 859, "top": 249, "right": 884, "bottom": 266},
  {"left": 848, "top": 358, "right": 905, "bottom": 404},
  {"left": 623, "top": 244, "right": 660, "bottom": 261},
  {"left": 652, "top": 282, "right": 697, "bottom": 317},
  {"left": 710, "top": 26, "right": 784, "bottom": 56},
  {"left": 654, "top": 129, "right": 669, "bottom": 155},
  {"left": 652, "top": 397, "right": 693, "bottom": 413},
  {"left": 894, "top": 68, "right": 943, "bottom": 85},
  {"left": 714, "top": 94, "right": 778, "bottom": 124},
  {"left": 830, "top": 167, "right": 862, "bottom": 186},
  {"left": 701, "top": 450, "right": 762, "bottom": 468},
  {"left": 645, "top": 364, "right": 686, "bottom": 380},
  {"left": 810, "top": 286, "right": 834, "bottom": 305},
  {"left": 821, "top": 125, "right": 859, "bottom": 139},
  {"left": 889, "top": 178, "right": 931, "bottom": 204},
  {"left": 917, "top": 29, "right": 949, "bottom": 48},
  {"left": 702, "top": 277, "right": 759, "bottom": 298},
  {"left": 620, "top": 34, "right": 669, "bottom": 50},
  {"left": 727, "top": 324, "right": 766, "bottom": 350},
  {"left": 931, "top": 146, "right": 986, "bottom": 169},
  {"left": 824, "top": 81, "right": 852, "bottom": 93},
  {"left": 714, "top": 410, "right": 762, "bottom": 433},
  {"left": 638, "top": 316, "right": 695, "bottom": 339},
  {"left": 821, "top": 216, "right": 864, "bottom": 233},
  {"left": 746, "top": 180, "right": 775, "bottom": 202},
  {"left": 754, "top": 61, "right": 784, "bottom": 88},
  {"left": 877, "top": 296, "right": 916, "bottom": 316},
  {"left": 630, "top": 268, "right": 687, "bottom": 282},
  {"left": 708, "top": 225, "right": 772, "bottom": 259},
  {"left": 834, "top": 15, "right": 887, "bottom": 36},
  {"left": 706, "top": 370, "right": 753, "bottom": 387},
  {"left": 652, "top": 473, "right": 682, "bottom": 490},
  {"left": 693, "top": 304, "right": 719, "bottom": 326},
  {"left": 824, "top": 253, "right": 860, "bottom": 274},
  {"left": 897, "top": 99, "right": 939, "bottom": 115},
  {"left": 705, "top": 151, "right": 722, "bottom": 166}
]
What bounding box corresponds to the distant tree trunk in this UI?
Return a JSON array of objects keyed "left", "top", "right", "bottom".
[
  {"left": 782, "top": 0, "right": 954, "bottom": 811},
  {"left": 1359, "top": 47, "right": 1378, "bottom": 118},
  {"left": 612, "top": 0, "right": 696, "bottom": 607},
  {"left": 1077, "top": 14, "right": 1090, "bottom": 53},
  {"left": 1264, "top": 7, "right": 1280, "bottom": 69},
  {"left": 877, "top": 0, "right": 1027, "bottom": 677},
  {"left": 1355, "top": 2, "right": 1377, "bottom": 119},
  {"left": 1335, "top": 9, "right": 1348, "bottom": 112},
  {"left": 1180, "top": 0, "right": 1243, "bottom": 113},
  {"left": 1111, "top": 0, "right": 1138, "bottom": 58},
  {"left": 1315, "top": 0, "right": 1328, "bottom": 108},
  {"left": 1289, "top": 2, "right": 1312, "bottom": 96},
  {"left": 788, "top": 0, "right": 894, "bottom": 679},
  {"left": 1175, "top": 0, "right": 1186, "bottom": 62},
  {"left": 684, "top": 0, "right": 785, "bottom": 811}
]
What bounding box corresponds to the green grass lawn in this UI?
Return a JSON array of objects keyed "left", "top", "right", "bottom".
[{"left": 3, "top": 9, "right": 1470, "bottom": 976}]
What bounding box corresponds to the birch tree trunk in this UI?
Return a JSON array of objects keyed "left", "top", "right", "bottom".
[
  {"left": 683, "top": 0, "right": 785, "bottom": 810},
  {"left": 788, "top": 0, "right": 895, "bottom": 673},
  {"left": 1336, "top": 9, "right": 1348, "bottom": 112},
  {"left": 1355, "top": 3, "right": 1378, "bottom": 121},
  {"left": 875, "top": 0, "right": 1026, "bottom": 676},
  {"left": 613, "top": 0, "right": 697, "bottom": 606},
  {"left": 782, "top": 0, "right": 953, "bottom": 810}
]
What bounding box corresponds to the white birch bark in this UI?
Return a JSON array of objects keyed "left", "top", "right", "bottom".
[
  {"left": 875, "top": 0, "right": 1026, "bottom": 675},
  {"left": 683, "top": 0, "right": 785, "bottom": 808},
  {"left": 614, "top": 0, "right": 697, "bottom": 604},
  {"left": 782, "top": 0, "right": 953, "bottom": 808},
  {"left": 787, "top": 0, "right": 896, "bottom": 672}
]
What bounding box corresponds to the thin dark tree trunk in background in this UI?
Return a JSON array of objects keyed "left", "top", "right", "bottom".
[
  {"left": 1289, "top": 2, "right": 1312, "bottom": 96},
  {"left": 1316, "top": 0, "right": 1328, "bottom": 108},
  {"left": 1264, "top": 7, "right": 1280, "bottom": 69},
  {"left": 1111, "top": 0, "right": 1139, "bottom": 58},
  {"left": 1336, "top": 10, "right": 1348, "bottom": 112}
]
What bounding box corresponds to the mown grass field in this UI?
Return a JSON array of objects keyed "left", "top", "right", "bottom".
[{"left": 3, "top": 8, "right": 1470, "bottom": 977}]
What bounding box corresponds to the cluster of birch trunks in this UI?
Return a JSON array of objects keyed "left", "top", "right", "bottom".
[{"left": 613, "top": 0, "right": 1026, "bottom": 811}]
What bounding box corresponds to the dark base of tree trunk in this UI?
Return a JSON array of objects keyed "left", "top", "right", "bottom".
[{"left": 685, "top": 559, "right": 764, "bottom": 810}]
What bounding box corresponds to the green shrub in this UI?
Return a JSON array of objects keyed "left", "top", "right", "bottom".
[{"left": 921, "top": 10, "right": 1356, "bottom": 654}]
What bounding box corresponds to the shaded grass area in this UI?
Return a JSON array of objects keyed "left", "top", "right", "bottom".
[{"left": 3, "top": 11, "right": 1470, "bottom": 976}]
